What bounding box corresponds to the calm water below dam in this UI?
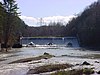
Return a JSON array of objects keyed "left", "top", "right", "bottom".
[{"left": 16, "top": 47, "right": 100, "bottom": 57}]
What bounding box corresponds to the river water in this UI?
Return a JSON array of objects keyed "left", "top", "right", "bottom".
[
  {"left": 0, "top": 47, "right": 100, "bottom": 75},
  {"left": 16, "top": 47, "right": 100, "bottom": 57},
  {"left": 0, "top": 47, "right": 100, "bottom": 64},
  {"left": 0, "top": 46, "right": 99, "bottom": 66}
]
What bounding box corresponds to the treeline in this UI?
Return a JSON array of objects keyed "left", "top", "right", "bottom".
[
  {"left": 26, "top": 22, "right": 67, "bottom": 37},
  {"left": 0, "top": 0, "right": 27, "bottom": 51},
  {"left": 66, "top": 1, "right": 100, "bottom": 48}
]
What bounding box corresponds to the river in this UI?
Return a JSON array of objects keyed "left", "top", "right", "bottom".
[{"left": 0, "top": 47, "right": 100, "bottom": 75}]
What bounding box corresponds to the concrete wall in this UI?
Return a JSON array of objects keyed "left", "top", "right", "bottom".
[{"left": 21, "top": 37, "right": 79, "bottom": 47}]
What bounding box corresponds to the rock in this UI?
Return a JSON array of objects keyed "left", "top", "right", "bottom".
[
  {"left": 44, "top": 57, "right": 48, "bottom": 59},
  {"left": 82, "top": 61, "right": 90, "bottom": 65},
  {"left": 95, "top": 61, "right": 99, "bottom": 63},
  {"left": 61, "top": 55, "right": 68, "bottom": 56},
  {"left": 67, "top": 42, "right": 73, "bottom": 47},
  {"left": 44, "top": 52, "right": 50, "bottom": 55},
  {"left": 97, "top": 71, "right": 100, "bottom": 74},
  {"left": 75, "top": 63, "right": 80, "bottom": 66},
  {"left": 47, "top": 42, "right": 53, "bottom": 45}
]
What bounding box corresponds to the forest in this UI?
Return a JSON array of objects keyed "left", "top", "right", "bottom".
[
  {"left": 25, "top": 23, "right": 67, "bottom": 37},
  {"left": 0, "top": 0, "right": 100, "bottom": 49},
  {"left": 66, "top": 1, "right": 100, "bottom": 48},
  {"left": 0, "top": 0, "right": 27, "bottom": 51}
]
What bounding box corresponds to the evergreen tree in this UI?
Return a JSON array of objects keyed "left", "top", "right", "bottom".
[{"left": 2, "top": 0, "right": 19, "bottom": 51}]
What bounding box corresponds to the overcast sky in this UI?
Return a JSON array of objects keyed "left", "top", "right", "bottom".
[
  {"left": 0, "top": 0, "right": 98, "bottom": 26},
  {"left": 16, "top": 0, "right": 97, "bottom": 17}
]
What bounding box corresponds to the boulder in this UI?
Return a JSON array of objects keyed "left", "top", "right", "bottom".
[
  {"left": 44, "top": 52, "right": 50, "bottom": 55},
  {"left": 95, "top": 61, "right": 99, "bottom": 63},
  {"left": 97, "top": 71, "right": 100, "bottom": 74},
  {"left": 82, "top": 61, "right": 90, "bottom": 65}
]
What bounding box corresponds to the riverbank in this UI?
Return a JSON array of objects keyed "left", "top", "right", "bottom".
[{"left": 0, "top": 47, "right": 99, "bottom": 75}]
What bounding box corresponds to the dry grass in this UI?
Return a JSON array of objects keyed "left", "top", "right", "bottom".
[
  {"left": 9, "top": 53, "right": 54, "bottom": 63},
  {"left": 27, "top": 64, "right": 72, "bottom": 74},
  {"left": 51, "top": 68, "right": 94, "bottom": 75},
  {"left": 82, "top": 54, "right": 100, "bottom": 59}
]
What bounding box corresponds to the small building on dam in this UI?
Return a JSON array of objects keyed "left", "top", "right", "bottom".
[{"left": 20, "top": 37, "right": 79, "bottom": 47}]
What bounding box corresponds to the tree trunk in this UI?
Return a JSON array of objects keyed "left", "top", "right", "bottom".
[{"left": 0, "top": 43, "right": 1, "bottom": 51}]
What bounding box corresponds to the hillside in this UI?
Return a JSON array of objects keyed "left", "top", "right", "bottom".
[{"left": 66, "top": 1, "right": 100, "bottom": 48}]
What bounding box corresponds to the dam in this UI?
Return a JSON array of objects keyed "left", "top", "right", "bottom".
[{"left": 20, "top": 37, "right": 79, "bottom": 47}]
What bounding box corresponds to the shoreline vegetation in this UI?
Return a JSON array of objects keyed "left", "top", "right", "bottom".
[
  {"left": 9, "top": 52, "right": 55, "bottom": 64},
  {"left": 27, "top": 64, "right": 72, "bottom": 74},
  {"left": 51, "top": 68, "right": 95, "bottom": 75},
  {"left": 61, "top": 54, "right": 100, "bottom": 59}
]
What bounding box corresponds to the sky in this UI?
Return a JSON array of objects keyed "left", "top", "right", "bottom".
[{"left": 0, "top": 0, "right": 98, "bottom": 26}]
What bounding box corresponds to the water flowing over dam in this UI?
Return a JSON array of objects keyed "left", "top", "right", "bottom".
[{"left": 20, "top": 37, "right": 79, "bottom": 47}]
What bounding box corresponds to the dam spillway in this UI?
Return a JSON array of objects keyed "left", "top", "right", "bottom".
[{"left": 20, "top": 37, "right": 79, "bottom": 47}]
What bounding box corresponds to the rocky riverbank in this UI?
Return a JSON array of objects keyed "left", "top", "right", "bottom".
[{"left": 0, "top": 47, "right": 100, "bottom": 75}]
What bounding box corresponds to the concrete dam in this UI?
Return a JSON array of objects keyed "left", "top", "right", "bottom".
[{"left": 20, "top": 37, "right": 79, "bottom": 47}]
